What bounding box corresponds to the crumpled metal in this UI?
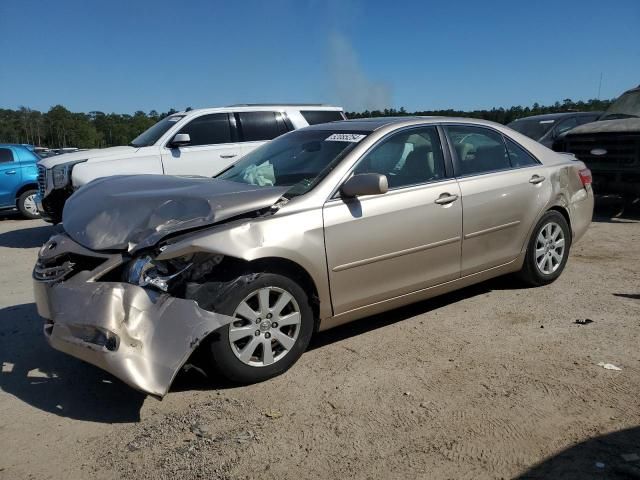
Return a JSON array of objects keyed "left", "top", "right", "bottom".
[
  {"left": 35, "top": 279, "right": 236, "bottom": 397},
  {"left": 62, "top": 175, "right": 288, "bottom": 252}
]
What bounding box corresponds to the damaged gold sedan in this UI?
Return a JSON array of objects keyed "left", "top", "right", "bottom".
[{"left": 33, "top": 117, "right": 594, "bottom": 396}]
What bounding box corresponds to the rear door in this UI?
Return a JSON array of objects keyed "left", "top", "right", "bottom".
[
  {"left": 444, "top": 124, "right": 550, "bottom": 276},
  {"left": 0, "top": 147, "right": 20, "bottom": 207},
  {"left": 161, "top": 113, "right": 241, "bottom": 176},
  {"left": 236, "top": 111, "right": 292, "bottom": 157}
]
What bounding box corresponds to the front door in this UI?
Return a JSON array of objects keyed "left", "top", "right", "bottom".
[
  {"left": 323, "top": 126, "right": 462, "bottom": 314},
  {"left": 0, "top": 147, "right": 20, "bottom": 207},
  {"left": 161, "top": 113, "right": 241, "bottom": 177},
  {"left": 444, "top": 124, "right": 550, "bottom": 276}
]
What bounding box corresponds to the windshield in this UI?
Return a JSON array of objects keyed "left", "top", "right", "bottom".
[
  {"left": 130, "top": 115, "right": 185, "bottom": 147},
  {"left": 217, "top": 129, "right": 368, "bottom": 198},
  {"left": 600, "top": 90, "right": 640, "bottom": 120},
  {"left": 507, "top": 118, "right": 555, "bottom": 140}
]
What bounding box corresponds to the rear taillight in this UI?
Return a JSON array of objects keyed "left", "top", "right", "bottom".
[{"left": 578, "top": 168, "right": 592, "bottom": 187}]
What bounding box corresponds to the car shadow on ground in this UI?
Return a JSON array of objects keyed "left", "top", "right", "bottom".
[
  {"left": 592, "top": 200, "right": 640, "bottom": 223},
  {"left": 0, "top": 303, "right": 145, "bottom": 423},
  {"left": 0, "top": 275, "right": 521, "bottom": 422},
  {"left": 0, "top": 224, "right": 55, "bottom": 248},
  {"left": 516, "top": 426, "right": 640, "bottom": 479},
  {"left": 308, "top": 274, "right": 521, "bottom": 351}
]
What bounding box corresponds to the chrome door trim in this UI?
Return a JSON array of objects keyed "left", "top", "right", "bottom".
[
  {"left": 332, "top": 236, "right": 461, "bottom": 272},
  {"left": 463, "top": 220, "right": 521, "bottom": 239}
]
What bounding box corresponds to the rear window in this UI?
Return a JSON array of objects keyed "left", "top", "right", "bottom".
[
  {"left": 300, "top": 110, "right": 344, "bottom": 125},
  {"left": 237, "top": 111, "right": 290, "bottom": 142},
  {"left": 507, "top": 119, "right": 554, "bottom": 140}
]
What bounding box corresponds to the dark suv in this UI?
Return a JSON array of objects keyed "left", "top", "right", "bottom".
[{"left": 556, "top": 86, "right": 640, "bottom": 200}]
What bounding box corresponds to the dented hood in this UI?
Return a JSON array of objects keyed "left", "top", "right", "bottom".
[
  {"left": 63, "top": 175, "right": 288, "bottom": 252},
  {"left": 567, "top": 117, "right": 640, "bottom": 135}
]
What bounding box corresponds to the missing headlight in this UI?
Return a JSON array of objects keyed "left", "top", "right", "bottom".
[{"left": 125, "top": 254, "right": 219, "bottom": 292}]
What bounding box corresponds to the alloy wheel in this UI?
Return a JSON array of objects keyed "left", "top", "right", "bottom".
[
  {"left": 228, "top": 286, "right": 302, "bottom": 367},
  {"left": 23, "top": 194, "right": 39, "bottom": 217},
  {"left": 535, "top": 221, "right": 565, "bottom": 275}
]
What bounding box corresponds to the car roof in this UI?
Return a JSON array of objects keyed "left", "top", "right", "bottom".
[
  {"left": 509, "top": 112, "right": 600, "bottom": 123},
  {"left": 171, "top": 104, "right": 344, "bottom": 116},
  {"left": 303, "top": 116, "right": 506, "bottom": 132},
  {"left": 0, "top": 143, "right": 33, "bottom": 150}
]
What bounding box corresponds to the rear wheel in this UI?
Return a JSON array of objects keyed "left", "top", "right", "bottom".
[
  {"left": 519, "top": 210, "right": 571, "bottom": 286},
  {"left": 17, "top": 190, "right": 40, "bottom": 219},
  {"left": 205, "top": 273, "right": 314, "bottom": 384}
]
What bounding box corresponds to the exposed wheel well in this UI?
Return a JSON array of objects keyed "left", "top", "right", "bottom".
[
  {"left": 548, "top": 205, "right": 572, "bottom": 239},
  {"left": 247, "top": 257, "right": 320, "bottom": 329},
  {"left": 200, "top": 255, "right": 321, "bottom": 331}
]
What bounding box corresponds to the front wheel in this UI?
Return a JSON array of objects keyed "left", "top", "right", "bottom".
[
  {"left": 17, "top": 190, "right": 40, "bottom": 219},
  {"left": 519, "top": 210, "right": 571, "bottom": 286},
  {"left": 205, "top": 273, "right": 314, "bottom": 384}
]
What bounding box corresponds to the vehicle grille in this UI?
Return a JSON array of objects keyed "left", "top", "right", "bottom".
[
  {"left": 564, "top": 134, "right": 640, "bottom": 171},
  {"left": 37, "top": 165, "right": 48, "bottom": 197},
  {"left": 34, "top": 253, "right": 107, "bottom": 283}
]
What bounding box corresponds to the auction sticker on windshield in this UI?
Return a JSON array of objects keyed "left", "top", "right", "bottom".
[{"left": 325, "top": 133, "right": 367, "bottom": 142}]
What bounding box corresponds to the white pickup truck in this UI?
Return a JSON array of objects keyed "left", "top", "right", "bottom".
[{"left": 36, "top": 104, "right": 345, "bottom": 223}]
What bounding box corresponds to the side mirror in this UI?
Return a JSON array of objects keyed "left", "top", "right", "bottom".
[
  {"left": 341, "top": 173, "right": 388, "bottom": 198},
  {"left": 170, "top": 133, "right": 191, "bottom": 148}
]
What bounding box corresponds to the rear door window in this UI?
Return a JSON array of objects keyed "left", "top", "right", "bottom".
[
  {"left": 176, "top": 113, "right": 232, "bottom": 146},
  {"left": 445, "top": 125, "right": 511, "bottom": 176},
  {"left": 300, "top": 110, "right": 344, "bottom": 125},
  {"left": 0, "top": 148, "right": 14, "bottom": 163},
  {"left": 237, "top": 111, "right": 289, "bottom": 142},
  {"left": 505, "top": 138, "right": 539, "bottom": 168}
]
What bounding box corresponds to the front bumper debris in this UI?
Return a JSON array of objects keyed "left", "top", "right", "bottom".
[{"left": 33, "top": 235, "right": 235, "bottom": 397}]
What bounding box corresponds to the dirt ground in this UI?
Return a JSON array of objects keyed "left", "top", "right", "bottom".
[{"left": 0, "top": 211, "right": 639, "bottom": 480}]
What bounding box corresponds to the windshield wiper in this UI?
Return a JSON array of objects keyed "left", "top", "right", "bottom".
[
  {"left": 214, "top": 164, "right": 236, "bottom": 178},
  {"left": 600, "top": 113, "right": 639, "bottom": 120}
]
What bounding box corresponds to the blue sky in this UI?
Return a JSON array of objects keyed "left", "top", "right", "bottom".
[{"left": 1, "top": 0, "right": 638, "bottom": 113}]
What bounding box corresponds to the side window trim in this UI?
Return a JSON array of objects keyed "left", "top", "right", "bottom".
[
  {"left": 236, "top": 111, "right": 283, "bottom": 143},
  {"left": 503, "top": 136, "right": 542, "bottom": 169},
  {"left": 0, "top": 147, "right": 15, "bottom": 163},
  {"left": 330, "top": 125, "right": 451, "bottom": 199},
  {"left": 442, "top": 123, "right": 535, "bottom": 178},
  {"left": 164, "top": 113, "right": 235, "bottom": 148}
]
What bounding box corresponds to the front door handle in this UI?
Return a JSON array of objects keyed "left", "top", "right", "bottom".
[
  {"left": 220, "top": 154, "right": 237, "bottom": 159},
  {"left": 529, "top": 174, "right": 545, "bottom": 184},
  {"left": 434, "top": 193, "right": 459, "bottom": 205},
  {"left": 5, "top": 170, "right": 16, "bottom": 175}
]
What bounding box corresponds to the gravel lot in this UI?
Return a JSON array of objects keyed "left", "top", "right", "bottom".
[{"left": 1, "top": 212, "right": 639, "bottom": 479}]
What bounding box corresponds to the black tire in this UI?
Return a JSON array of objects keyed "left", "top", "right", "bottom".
[
  {"left": 519, "top": 210, "right": 571, "bottom": 286},
  {"left": 202, "top": 273, "right": 314, "bottom": 384},
  {"left": 17, "top": 189, "right": 40, "bottom": 219}
]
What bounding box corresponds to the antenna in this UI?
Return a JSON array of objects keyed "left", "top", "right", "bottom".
[{"left": 597, "top": 72, "right": 603, "bottom": 99}]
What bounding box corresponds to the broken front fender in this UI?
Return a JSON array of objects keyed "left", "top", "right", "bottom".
[{"left": 34, "top": 279, "right": 235, "bottom": 397}]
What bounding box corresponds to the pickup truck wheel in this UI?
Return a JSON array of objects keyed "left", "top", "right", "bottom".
[
  {"left": 17, "top": 190, "right": 40, "bottom": 219},
  {"left": 205, "top": 273, "right": 314, "bottom": 384},
  {"left": 519, "top": 210, "right": 571, "bottom": 286}
]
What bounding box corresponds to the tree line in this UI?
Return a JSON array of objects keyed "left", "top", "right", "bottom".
[{"left": 0, "top": 98, "right": 612, "bottom": 149}]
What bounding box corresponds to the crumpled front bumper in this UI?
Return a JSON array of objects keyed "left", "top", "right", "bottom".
[{"left": 34, "top": 274, "right": 235, "bottom": 398}]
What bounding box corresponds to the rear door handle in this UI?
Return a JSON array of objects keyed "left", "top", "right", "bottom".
[
  {"left": 529, "top": 174, "right": 545, "bottom": 184},
  {"left": 5, "top": 170, "right": 16, "bottom": 175},
  {"left": 220, "top": 154, "right": 237, "bottom": 159},
  {"left": 434, "top": 193, "right": 459, "bottom": 205}
]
